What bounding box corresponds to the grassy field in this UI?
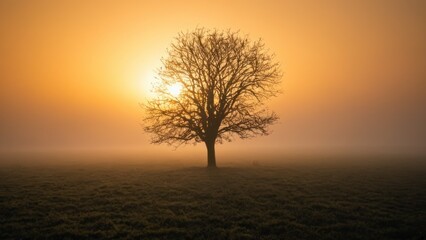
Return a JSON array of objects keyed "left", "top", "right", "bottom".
[{"left": 0, "top": 157, "right": 425, "bottom": 239}]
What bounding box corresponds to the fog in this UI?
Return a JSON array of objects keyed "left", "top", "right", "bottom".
[{"left": 1, "top": 0, "right": 426, "bottom": 157}]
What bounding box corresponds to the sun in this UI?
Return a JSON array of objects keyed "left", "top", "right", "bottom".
[{"left": 168, "top": 83, "right": 182, "bottom": 97}]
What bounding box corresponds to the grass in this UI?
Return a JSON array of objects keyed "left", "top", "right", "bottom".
[{"left": 0, "top": 157, "right": 425, "bottom": 239}]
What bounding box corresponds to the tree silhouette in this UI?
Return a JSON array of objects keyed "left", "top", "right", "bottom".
[{"left": 143, "top": 28, "right": 282, "bottom": 167}]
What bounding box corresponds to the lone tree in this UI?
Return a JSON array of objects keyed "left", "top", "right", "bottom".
[{"left": 143, "top": 28, "right": 281, "bottom": 167}]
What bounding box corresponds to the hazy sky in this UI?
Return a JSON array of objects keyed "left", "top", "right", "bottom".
[{"left": 1, "top": 0, "right": 425, "bottom": 156}]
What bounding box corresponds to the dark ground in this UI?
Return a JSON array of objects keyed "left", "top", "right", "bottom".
[{"left": 0, "top": 157, "right": 425, "bottom": 239}]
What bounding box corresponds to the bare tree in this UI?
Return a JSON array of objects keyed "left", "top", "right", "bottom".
[{"left": 143, "top": 28, "right": 282, "bottom": 168}]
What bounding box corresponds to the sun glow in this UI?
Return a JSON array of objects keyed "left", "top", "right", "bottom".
[{"left": 168, "top": 83, "right": 182, "bottom": 97}]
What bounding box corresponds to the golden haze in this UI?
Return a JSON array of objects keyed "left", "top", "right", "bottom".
[{"left": 1, "top": 0, "right": 425, "bottom": 157}]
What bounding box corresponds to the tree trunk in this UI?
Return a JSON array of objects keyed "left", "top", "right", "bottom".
[{"left": 206, "top": 140, "right": 216, "bottom": 168}]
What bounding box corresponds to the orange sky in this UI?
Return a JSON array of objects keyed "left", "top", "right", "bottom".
[{"left": 1, "top": 0, "right": 425, "bottom": 156}]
